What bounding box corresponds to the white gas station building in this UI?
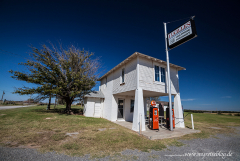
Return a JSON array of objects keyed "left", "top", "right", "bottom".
[{"left": 84, "top": 52, "right": 185, "bottom": 131}]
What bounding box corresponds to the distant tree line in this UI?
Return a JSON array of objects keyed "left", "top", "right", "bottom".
[{"left": 184, "top": 109, "right": 240, "bottom": 114}]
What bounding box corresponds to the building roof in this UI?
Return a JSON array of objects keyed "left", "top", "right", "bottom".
[
  {"left": 98, "top": 52, "right": 186, "bottom": 81},
  {"left": 84, "top": 91, "right": 105, "bottom": 98}
]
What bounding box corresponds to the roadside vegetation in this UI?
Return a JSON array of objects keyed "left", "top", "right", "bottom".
[
  {"left": 0, "top": 106, "right": 240, "bottom": 157},
  {"left": 182, "top": 112, "right": 240, "bottom": 140}
]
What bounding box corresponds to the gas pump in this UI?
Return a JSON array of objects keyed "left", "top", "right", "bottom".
[
  {"left": 166, "top": 107, "right": 175, "bottom": 129},
  {"left": 149, "top": 101, "right": 159, "bottom": 130}
]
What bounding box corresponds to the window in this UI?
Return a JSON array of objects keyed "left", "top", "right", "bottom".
[
  {"left": 155, "top": 65, "right": 166, "bottom": 83},
  {"left": 161, "top": 67, "right": 165, "bottom": 83},
  {"left": 155, "top": 66, "right": 159, "bottom": 81},
  {"left": 122, "top": 68, "right": 125, "bottom": 83},
  {"left": 130, "top": 100, "right": 134, "bottom": 112}
]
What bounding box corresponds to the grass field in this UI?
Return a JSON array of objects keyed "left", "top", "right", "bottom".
[{"left": 0, "top": 105, "right": 240, "bottom": 157}]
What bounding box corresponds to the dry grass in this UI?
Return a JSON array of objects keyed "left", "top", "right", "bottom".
[
  {"left": 0, "top": 105, "right": 167, "bottom": 156},
  {"left": 220, "top": 113, "right": 240, "bottom": 116},
  {"left": 180, "top": 112, "right": 240, "bottom": 140},
  {"left": 0, "top": 106, "right": 240, "bottom": 157}
]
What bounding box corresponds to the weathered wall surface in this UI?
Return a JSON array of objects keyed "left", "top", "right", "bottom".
[
  {"left": 139, "top": 57, "right": 179, "bottom": 94},
  {"left": 112, "top": 59, "right": 137, "bottom": 94}
]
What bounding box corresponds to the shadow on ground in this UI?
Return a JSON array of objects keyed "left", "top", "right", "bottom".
[{"left": 31, "top": 107, "right": 83, "bottom": 115}]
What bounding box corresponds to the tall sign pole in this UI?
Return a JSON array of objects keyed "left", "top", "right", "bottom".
[
  {"left": 163, "top": 16, "right": 197, "bottom": 131},
  {"left": 164, "top": 22, "right": 173, "bottom": 131}
]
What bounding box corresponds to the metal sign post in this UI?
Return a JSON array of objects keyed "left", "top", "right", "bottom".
[
  {"left": 164, "top": 22, "right": 173, "bottom": 131},
  {"left": 163, "top": 16, "right": 197, "bottom": 131}
]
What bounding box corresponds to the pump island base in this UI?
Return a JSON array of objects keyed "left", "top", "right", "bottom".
[{"left": 113, "top": 121, "right": 200, "bottom": 140}]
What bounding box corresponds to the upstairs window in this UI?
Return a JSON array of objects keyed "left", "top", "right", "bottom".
[
  {"left": 130, "top": 100, "right": 134, "bottom": 112},
  {"left": 122, "top": 68, "right": 125, "bottom": 83},
  {"left": 155, "top": 65, "right": 166, "bottom": 83},
  {"left": 161, "top": 67, "right": 165, "bottom": 83},
  {"left": 155, "top": 66, "right": 160, "bottom": 81}
]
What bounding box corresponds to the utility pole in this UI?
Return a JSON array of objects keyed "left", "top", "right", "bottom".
[
  {"left": 29, "top": 95, "right": 31, "bottom": 105},
  {"left": 164, "top": 22, "right": 173, "bottom": 131}
]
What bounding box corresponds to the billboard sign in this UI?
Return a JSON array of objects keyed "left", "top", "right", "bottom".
[{"left": 167, "top": 19, "right": 197, "bottom": 49}]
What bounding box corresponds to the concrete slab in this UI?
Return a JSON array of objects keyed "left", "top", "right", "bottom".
[{"left": 113, "top": 120, "right": 200, "bottom": 140}]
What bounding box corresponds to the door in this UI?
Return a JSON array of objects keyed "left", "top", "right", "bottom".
[
  {"left": 94, "top": 98, "right": 101, "bottom": 117},
  {"left": 118, "top": 100, "right": 124, "bottom": 118}
]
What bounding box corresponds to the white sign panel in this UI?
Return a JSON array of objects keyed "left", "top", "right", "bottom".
[{"left": 168, "top": 21, "right": 192, "bottom": 46}]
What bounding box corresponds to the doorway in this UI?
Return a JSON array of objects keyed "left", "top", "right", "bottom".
[{"left": 118, "top": 99, "right": 124, "bottom": 118}]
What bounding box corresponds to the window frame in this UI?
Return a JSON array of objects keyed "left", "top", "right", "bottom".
[
  {"left": 154, "top": 64, "right": 166, "bottom": 84},
  {"left": 120, "top": 68, "right": 125, "bottom": 85},
  {"left": 160, "top": 67, "right": 166, "bottom": 83},
  {"left": 122, "top": 68, "right": 125, "bottom": 83}
]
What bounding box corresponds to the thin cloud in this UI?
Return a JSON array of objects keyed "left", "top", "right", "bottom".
[
  {"left": 221, "top": 96, "right": 232, "bottom": 98},
  {"left": 182, "top": 99, "right": 195, "bottom": 101}
]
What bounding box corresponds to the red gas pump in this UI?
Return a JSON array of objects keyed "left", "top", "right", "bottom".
[
  {"left": 166, "top": 108, "right": 175, "bottom": 129},
  {"left": 149, "top": 101, "right": 159, "bottom": 130}
]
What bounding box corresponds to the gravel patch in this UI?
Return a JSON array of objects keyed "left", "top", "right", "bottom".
[
  {"left": 1, "top": 127, "right": 240, "bottom": 161},
  {"left": 0, "top": 147, "right": 92, "bottom": 161}
]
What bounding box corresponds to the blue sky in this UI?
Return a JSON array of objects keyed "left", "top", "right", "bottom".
[{"left": 0, "top": 0, "right": 239, "bottom": 111}]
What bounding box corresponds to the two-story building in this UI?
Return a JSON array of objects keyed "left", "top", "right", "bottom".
[{"left": 84, "top": 52, "right": 185, "bottom": 131}]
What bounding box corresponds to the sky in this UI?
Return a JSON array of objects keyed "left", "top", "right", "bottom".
[{"left": 0, "top": 0, "right": 240, "bottom": 111}]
